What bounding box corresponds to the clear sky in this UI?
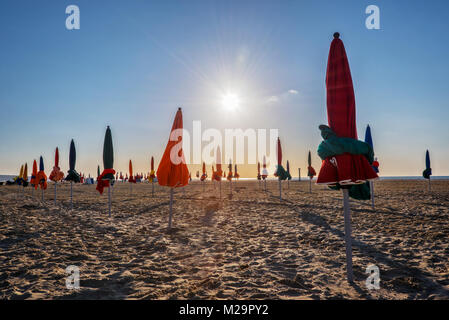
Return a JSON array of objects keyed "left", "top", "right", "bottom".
[{"left": 1, "top": 0, "right": 449, "bottom": 177}]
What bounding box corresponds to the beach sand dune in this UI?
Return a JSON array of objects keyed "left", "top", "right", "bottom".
[{"left": 1, "top": 180, "right": 448, "bottom": 299}]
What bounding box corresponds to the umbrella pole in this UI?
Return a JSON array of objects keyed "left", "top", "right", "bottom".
[
  {"left": 202, "top": 180, "right": 205, "bottom": 193},
  {"left": 309, "top": 178, "right": 312, "bottom": 193},
  {"left": 54, "top": 182, "right": 57, "bottom": 206},
  {"left": 370, "top": 181, "right": 375, "bottom": 210},
  {"left": 108, "top": 185, "right": 112, "bottom": 217},
  {"left": 428, "top": 178, "right": 431, "bottom": 192},
  {"left": 230, "top": 180, "right": 232, "bottom": 195},
  {"left": 152, "top": 181, "right": 154, "bottom": 197},
  {"left": 32, "top": 187, "right": 34, "bottom": 197},
  {"left": 264, "top": 179, "right": 267, "bottom": 192},
  {"left": 287, "top": 179, "right": 290, "bottom": 189},
  {"left": 41, "top": 189, "right": 44, "bottom": 202},
  {"left": 70, "top": 181, "right": 73, "bottom": 210},
  {"left": 342, "top": 189, "right": 353, "bottom": 283},
  {"left": 168, "top": 188, "right": 174, "bottom": 229},
  {"left": 219, "top": 181, "right": 222, "bottom": 199},
  {"left": 279, "top": 179, "right": 282, "bottom": 200}
]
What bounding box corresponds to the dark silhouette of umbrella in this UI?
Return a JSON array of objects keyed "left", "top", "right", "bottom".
[{"left": 423, "top": 150, "right": 432, "bottom": 191}]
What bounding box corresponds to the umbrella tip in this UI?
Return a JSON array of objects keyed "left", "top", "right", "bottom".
[
  {"left": 333, "top": 32, "right": 340, "bottom": 39},
  {"left": 178, "top": 107, "right": 182, "bottom": 111}
]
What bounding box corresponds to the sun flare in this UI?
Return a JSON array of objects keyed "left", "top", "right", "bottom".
[{"left": 221, "top": 93, "right": 240, "bottom": 111}]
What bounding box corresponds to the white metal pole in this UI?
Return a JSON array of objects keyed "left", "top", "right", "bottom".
[
  {"left": 279, "top": 179, "right": 282, "bottom": 200},
  {"left": 108, "top": 185, "right": 111, "bottom": 217},
  {"left": 343, "top": 189, "right": 353, "bottom": 283},
  {"left": 168, "top": 188, "right": 174, "bottom": 229}
]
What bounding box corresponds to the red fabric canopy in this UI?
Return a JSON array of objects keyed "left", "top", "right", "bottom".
[
  {"left": 156, "top": 108, "right": 189, "bottom": 188},
  {"left": 317, "top": 33, "right": 378, "bottom": 185},
  {"left": 277, "top": 137, "right": 282, "bottom": 166}
]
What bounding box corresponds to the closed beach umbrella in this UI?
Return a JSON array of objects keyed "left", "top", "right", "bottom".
[
  {"left": 200, "top": 162, "right": 207, "bottom": 181},
  {"left": 423, "top": 150, "right": 432, "bottom": 191},
  {"left": 49, "top": 147, "right": 64, "bottom": 205},
  {"left": 96, "top": 126, "right": 116, "bottom": 217},
  {"left": 23, "top": 163, "right": 28, "bottom": 187},
  {"left": 307, "top": 151, "right": 316, "bottom": 193},
  {"left": 157, "top": 108, "right": 189, "bottom": 228},
  {"left": 30, "top": 159, "right": 38, "bottom": 191},
  {"left": 149, "top": 156, "right": 156, "bottom": 196},
  {"left": 316, "top": 33, "right": 378, "bottom": 282},
  {"left": 37, "top": 156, "right": 47, "bottom": 201},
  {"left": 234, "top": 164, "right": 239, "bottom": 179},
  {"left": 274, "top": 137, "right": 288, "bottom": 199},
  {"left": 65, "top": 139, "right": 80, "bottom": 183},
  {"left": 212, "top": 146, "right": 223, "bottom": 198},
  {"left": 227, "top": 160, "right": 233, "bottom": 195},
  {"left": 200, "top": 161, "right": 207, "bottom": 192},
  {"left": 128, "top": 159, "right": 136, "bottom": 195},
  {"left": 262, "top": 155, "right": 268, "bottom": 191},
  {"left": 97, "top": 165, "right": 101, "bottom": 179},
  {"left": 365, "top": 125, "right": 377, "bottom": 209},
  {"left": 286, "top": 160, "right": 292, "bottom": 189}
]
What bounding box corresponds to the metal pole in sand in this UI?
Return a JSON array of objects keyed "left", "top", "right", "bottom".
[
  {"left": 54, "top": 182, "right": 57, "bottom": 206},
  {"left": 370, "top": 181, "right": 375, "bottom": 210},
  {"left": 41, "top": 189, "right": 44, "bottom": 202},
  {"left": 219, "top": 180, "right": 222, "bottom": 199},
  {"left": 70, "top": 181, "right": 73, "bottom": 210},
  {"left": 152, "top": 181, "right": 154, "bottom": 197},
  {"left": 298, "top": 168, "right": 301, "bottom": 182},
  {"left": 278, "top": 179, "right": 282, "bottom": 200},
  {"left": 230, "top": 179, "right": 232, "bottom": 195},
  {"left": 309, "top": 177, "right": 312, "bottom": 193},
  {"left": 168, "top": 188, "right": 174, "bottom": 229},
  {"left": 264, "top": 179, "right": 267, "bottom": 192},
  {"left": 428, "top": 177, "right": 431, "bottom": 192},
  {"left": 342, "top": 189, "right": 353, "bottom": 283},
  {"left": 108, "top": 185, "right": 112, "bottom": 217}
]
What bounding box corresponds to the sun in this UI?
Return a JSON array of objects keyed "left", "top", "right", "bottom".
[{"left": 221, "top": 93, "right": 240, "bottom": 111}]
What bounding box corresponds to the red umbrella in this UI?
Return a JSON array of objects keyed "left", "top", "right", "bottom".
[
  {"left": 156, "top": 108, "right": 189, "bottom": 228},
  {"left": 317, "top": 33, "right": 378, "bottom": 282},
  {"left": 317, "top": 33, "right": 377, "bottom": 186}
]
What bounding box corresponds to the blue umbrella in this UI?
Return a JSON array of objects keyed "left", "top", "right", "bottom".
[
  {"left": 39, "top": 156, "right": 44, "bottom": 171},
  {"left": 364, "top": 125, "right": 373, "bottom": 149},
  {"left": 364, "top": 125, "right": 376, "bottom": 209}
]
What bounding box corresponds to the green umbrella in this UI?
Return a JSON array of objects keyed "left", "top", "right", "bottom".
[{"left": 103, "top": 126, "right": 114, "bottom": 180}]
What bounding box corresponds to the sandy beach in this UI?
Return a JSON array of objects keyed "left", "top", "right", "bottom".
[{"left": 1, "top": 179, "right": 448, "bottom": 300}]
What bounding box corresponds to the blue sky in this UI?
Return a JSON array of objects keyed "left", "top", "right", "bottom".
[{"left": 1, "top": 0, "right": 448, "bottom": 177}]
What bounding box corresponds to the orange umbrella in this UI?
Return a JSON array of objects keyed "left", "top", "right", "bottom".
[
  {"left": 129, "top": 160, "right": 136, "bottom": 183},
  {"left": 49, "top": 147, "right": 64, "bottom": 205},
  {"left": 156, "top": 108, "right": 189, "bottom": 228}
]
